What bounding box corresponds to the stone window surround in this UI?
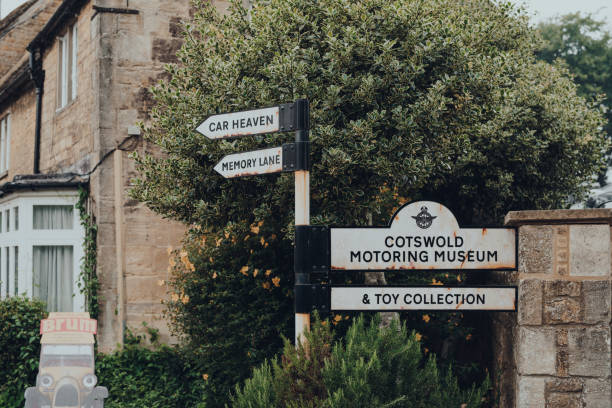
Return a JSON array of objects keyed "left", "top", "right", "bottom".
[{"left": 0, "top": 190, "right": 85, "bottom": 312}]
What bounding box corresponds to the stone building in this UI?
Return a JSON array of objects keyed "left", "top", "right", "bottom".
[{"left": 0, "top": 0, "right": 195, "bottom": 351}]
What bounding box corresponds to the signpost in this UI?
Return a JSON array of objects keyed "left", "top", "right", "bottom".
[
  {"left": 330, "top": 286, "right": 517, "bottom": 311},
  {"left": 199, "top": 99, "right": 518, "bottom": 347}
]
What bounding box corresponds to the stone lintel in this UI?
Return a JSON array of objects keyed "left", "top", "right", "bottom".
[{"left": 505, "top": 209, "right": 612, "bottom": 226}]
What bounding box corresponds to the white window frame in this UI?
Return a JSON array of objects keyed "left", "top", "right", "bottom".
[
  {"left": 0, "top": 191, "right": 85, "bottom": 312},
  {"left": 0, "top": 114, "right": 10, "bottom": 175},
  {"left": 57, "top": 23, "right": 78, "bottom": 109}
]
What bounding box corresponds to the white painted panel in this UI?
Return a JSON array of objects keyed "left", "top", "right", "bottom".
[
  {"left": 214, "top": 146, "right": 283, "bottom": 178},
  {"left": 196, "top": 106, "right": 280, "bottom": 139},
  {"left": 331, "top": 286, "right": 516, "bottom": 311},
  {"left": 330, "top": 201, "right": 516, "bottom": 270}
]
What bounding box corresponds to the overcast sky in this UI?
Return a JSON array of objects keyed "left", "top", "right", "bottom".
[{"left": 1, "top": 0, "right": 611, "bottom": 30}]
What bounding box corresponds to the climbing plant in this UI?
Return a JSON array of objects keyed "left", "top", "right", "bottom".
[{"left": 76, "top": 187, "right": 99, "bottom": 318}]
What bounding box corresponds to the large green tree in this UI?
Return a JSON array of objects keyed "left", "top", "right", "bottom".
[
  {"left": 537, "top": 13, "right": 612, "bottom": 187},
  {"left": 132, "top": 0, "right": 607, "bottom": 405}
]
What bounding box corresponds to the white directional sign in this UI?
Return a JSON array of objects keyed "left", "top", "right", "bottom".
[
  {"left": 330, "top": 201, "right": 516, "bottom": 271},
  {"left": 331, "top": 286, "right": 517, "bottom": 311},
  {"left": 196, "top": 106, "right": 280, "bottom": 140},
  {"left": 214, "top": 146, "right": 283, "bottom": 178}
]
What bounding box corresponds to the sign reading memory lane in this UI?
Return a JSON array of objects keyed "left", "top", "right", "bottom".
[
  {"left": 214, "top": 146, "right": 283, "bottom": 178},
  {"left": 330, "top": 201, "right": 516, "bottom": 271},
  {"left": 331, "top": 286, "right": 517, "bottom": 311},
  {"left": 197, "top": 106, "right": 280, "bottom": 140}
]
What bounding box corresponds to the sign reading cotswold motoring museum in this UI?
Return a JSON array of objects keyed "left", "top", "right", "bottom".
[{"left": 330, "top": 201, "right": 516, "bottom": 271}]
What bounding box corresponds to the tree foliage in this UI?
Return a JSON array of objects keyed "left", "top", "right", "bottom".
[
  {"left": 231, "top": 315, "right": 489, "bottom": 408},
  {"left": 131, "top": 0, "right": 607, "bottom": 405},
  {"left": 537, "top": 13, "right": 612, "bottom": 186}
]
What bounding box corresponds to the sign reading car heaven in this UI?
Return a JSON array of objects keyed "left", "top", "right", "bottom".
[{"left": 330, "top": 201, "right": 517, "bottom": 271}]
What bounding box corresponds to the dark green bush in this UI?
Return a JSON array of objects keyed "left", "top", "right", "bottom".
[
  {"left": 96, "top": 329, "right": 208, "bottom": 408},
  {"left": 0, "top": 297, "right": 47, "bottom": 408},
  {"left": 231, "top": 315, "right": 490, "bottom": 408}
]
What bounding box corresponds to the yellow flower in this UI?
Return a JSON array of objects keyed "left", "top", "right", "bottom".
[
  {"left": 431, "top": 278, "right": 443, "bottom": 286},
  {"left": 181, "top": 295, "right": 190, "bottom": 304},
  {"left": 415, "top": 333, "right": 422, "bottom": 341},
  {"left": 216, "top": 238, "right": 222, "bottom": 247},
  {"left": 422, "top": 314, "right": 430, "bottom": 323},
  {"left": 260, "top": 237, "right": 265, "bottom": 246},
  {"left": 456, "top": 274, "right": 462, "bottom": 282},
  {"left": 344, "top": 315, "right": 350, "bottom": 320},
  {"left": 240, "top": 266, "right": 249, "bottom": 276},
  {"left": 424, "top": 348, "right": 429, "bottom": 354},
  {"left": 334, "top": 315, "right": 342, "bottom": 322},
  {"left": 224, "top": 231, "right": 230, "bottom": 239},
  {"left": 250, "top": 225, "right": 260, "bottom": 234},
  {"left": 258, "top": 220, "right": 264, "bottom": 227},
  {"left": 180, "top": 251, "right": 195, "bottom": 272},
  {"left": 209, "top": 257, "right": 214, "bottom": 263},
  {"left": 169, "top": 257, "right": 176, "bottom": 268},
  {"left": 321, "top": 321, "right": 327, "bottom": 326},
  {"left": 171, "top": 293, "right": 179, "bottom": 302},
  {"left": 253, "top": 269, "right": 259, "bottom": 277},
  {"left": 265, "top": 269, "right": 272, "bottom": 276},
  {"left": 262, "top": 282, "right": 271, "bottom": 289},
  {"left": 202, "top": 374, "right": 209, "bottom": 381},
  {"left": 212, "top": 272, "right": 217, "bottom": 279},
  {"left": 166, "top": 246, "right": 173, "bottom": 255},
  {"left": 272, "top": 277, "right": 280, "bottom": 287}
]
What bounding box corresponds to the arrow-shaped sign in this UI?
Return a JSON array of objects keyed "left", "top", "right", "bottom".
[
  {"left": 196, "top": 101, "right": 308, "bottom": 140},
  {"left": 214, "top": 146, "right": 286, "bottom": 178}
]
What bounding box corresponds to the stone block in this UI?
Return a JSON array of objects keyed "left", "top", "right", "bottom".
[
  {"left": 546, "top": 378, "right": 584, "bottom": 393},
  {"left": 544, "top": 297, "right": 581, "bottom": 324},
  {"left": 568, "top": 327, "right": 611, "bottom": 377},
  {"left": 569, "top": 225, "right": 610, "bottom": 277},
  {"left": 518, "top": 327, "right": 556, "bottom": 375},
  {"left": 517, "top": 376, "right": 546, "bottom": 408},
  {"left": 519, "top": 225, "right": 553, "bottom": 274},
  {"left": 125, "top": 275, "right": 167, "bottom": 303},
  {"left": 546, "top": 392, "right": 581, "bottom": 408},
  {"left": 519, "top": 279, "right": 542, "bottom": 325},
  {"left": 584, "top": 379, "right": 612, "bottom": 408},
  {"left": 544, "top": 280, "right": 581, "bottom": 297},
  {"left": 583, "top": 280, "right": 611, "bottom": 324}
]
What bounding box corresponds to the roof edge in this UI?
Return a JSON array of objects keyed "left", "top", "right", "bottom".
[{"left": 27, "top": 0, "right": 88, "bottom": 51}]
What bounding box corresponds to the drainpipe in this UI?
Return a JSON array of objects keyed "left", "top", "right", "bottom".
[{"left": 28, "top": 48, "right": 44, "bottom": 174}]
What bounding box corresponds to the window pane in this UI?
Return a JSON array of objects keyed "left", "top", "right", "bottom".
[
  {"left": 0, "top": 249, "right": 3, "bottom": 298},
  {"left": 13, "top": 207, "right": 18, "bottom": 231},
  {"left": 5, "top": 209, "right": 9, "bottom": 232},
  {"left": 0, "top": 117, "right": 5, "bottom": 173},
  {"left": 13, "top": 246, "right": 17, "bottom": 296},
  {"left": 4, "top": 115, "right": 9, "bottom": 171},
  {"left": 71, "top": 25, "right": 77, "bottom": 100},
  {"left": 5, "top": 247, "right": 8, "bottom": 296},
  {"left": 33, "top": 205, "right": 73, "bottom": 229},
  {"left": 33, "top": 246, "right": 73, "bottom": 312}
]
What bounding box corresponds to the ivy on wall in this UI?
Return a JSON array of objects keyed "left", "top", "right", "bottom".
[{"left": 76, "top": 187, "right": 99, "bottom": 319}]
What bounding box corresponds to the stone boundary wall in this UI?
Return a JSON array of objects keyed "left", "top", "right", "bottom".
[{"left": 496, "top": 210, "right": 612, "bottom": 408}]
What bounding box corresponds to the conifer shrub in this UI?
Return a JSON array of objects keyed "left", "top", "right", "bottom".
[
  {"left": 0, "top": 297, "right": 47, "bottom": 408},
  {"left": 231, "top": 315, "right": 490, "bottom": 408}
]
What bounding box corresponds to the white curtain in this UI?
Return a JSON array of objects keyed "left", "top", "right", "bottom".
[
  {"left": 33, "top": 246, "right": 73, "bottom": 312},
  {"left": 33, "top": 205, "right": 73, "bottom": 229}
]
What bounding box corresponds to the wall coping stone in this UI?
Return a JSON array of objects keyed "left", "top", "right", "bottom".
[{"left": 505, "top": 209, "right": 612, "bottom": 226}]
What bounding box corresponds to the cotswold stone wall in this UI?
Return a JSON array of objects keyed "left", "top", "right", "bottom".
[{"left": 497, "top": 210, "right": 612, "bottom": 408}]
